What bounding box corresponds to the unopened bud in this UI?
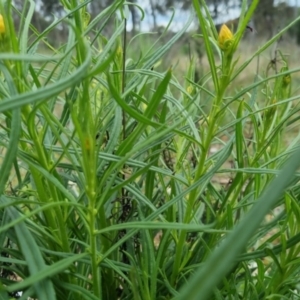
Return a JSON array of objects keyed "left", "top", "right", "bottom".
[{"left": 218, "top": 24, "right": 234, "bottom": 52}]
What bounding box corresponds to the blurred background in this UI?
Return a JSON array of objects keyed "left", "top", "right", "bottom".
[
  {"left": 15, "top": 0, "right": 300, "bottom": 92},
  {"left": 12, "top": 0, "right": 300, "bottom": 41}
]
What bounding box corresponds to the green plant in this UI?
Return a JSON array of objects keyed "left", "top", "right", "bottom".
[{"left": 0, "top": 0, "right": 300, "bottom": 299}]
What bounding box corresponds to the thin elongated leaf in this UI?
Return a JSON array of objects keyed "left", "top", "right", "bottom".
[
  {"left": 126, "top": 14, "right": 194, "bottom": 88},
  {"left": 177, "top": 147, "right": 300, "bottom": 300},
  {"left": 57, "top": 283, "right": 100, "bottom": 300},
  {"left": 193, "top": 0, "right": 219, "bottom": 93},
  {"left": 101, "top": 140, "right": 233, "bottom": 259},
  {"left": 0, "top": 72, "right": 21, "bottom": 195},
  {"left": 116, "top": 69, "right": 172, "bottom": 156},
  {"left": 108, "top": 74, "right": 161, "bottom": 127},
  {"left": 95, "top": 221, "right": 227, "bottom": 234},
  {"left": 0, "top": 43, "right": 91, "bottom": 113},
  {"left": 6, "top": 253, "right": 87, "bottom": 293},
  {"left": 3, "top": 197, "right": 56, "bottom": 300}
]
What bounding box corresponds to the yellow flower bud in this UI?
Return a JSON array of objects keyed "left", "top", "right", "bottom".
[
  {"left": 0, "top": 14, "right": 9, "bottom": 50},
  {"left": 0, "top": 14, "right": 5, "bottom": 34},
  {"left": 218, "top": 24, "right": 233, "bottom": 51}
]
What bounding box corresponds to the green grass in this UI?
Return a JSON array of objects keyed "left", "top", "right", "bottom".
[{"left": 1, "top": 0, "right": 300, "bottom": 299}]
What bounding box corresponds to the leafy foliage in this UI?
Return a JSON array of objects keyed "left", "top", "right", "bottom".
[{"left": 0, "top": 0, "right": 300, "bottom": 299}]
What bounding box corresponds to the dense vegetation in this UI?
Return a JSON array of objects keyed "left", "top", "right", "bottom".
[{"left": 1, "top": 0, "right": 300, "bottom": 299}]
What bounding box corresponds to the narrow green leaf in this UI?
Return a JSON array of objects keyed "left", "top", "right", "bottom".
[
  {"left": 193, "top": 0, "right": 219, "bottom": 93},
  {"left": 4, "top": 197, "right": 56, "bottom": 300},
  {"left": 107, "top": 73, "right": 161, "bottom": 127},
  {"left": 177, "top": 147, "right": 300, "bottom": 300},
  {"left": 0, "top": 62, "right": 21, "bottom": 196},
  {"left": 95, "top": 221, "right": 226, "bottom": 234},
  {"left": 6, "top": 253, "right": 87, "bottom": 294},
  {"left": 116, "top": 69, "right": 172, "bottom": 156},
  {"left": 0, "top": 43, "right": 91, "bottom": 113}
]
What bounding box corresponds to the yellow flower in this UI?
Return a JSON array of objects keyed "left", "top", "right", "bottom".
[
  {"left": 218, "top": 24, "right": 233, "bottom": 51},
  {"left": 0, "top": 14, "right": 5, "bottom": 34}
]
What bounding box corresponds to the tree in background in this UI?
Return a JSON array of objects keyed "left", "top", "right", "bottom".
[
  {"left": 128, "top": 0, "right": 138, "bottom": 34},
  {"left": 252, "top": 0, "right": 275, "bottom": 38},
  {"left": 14, "top": 0, "right": 296, "bottom": 41},
  {"left": 41, "top": 0, "right": 61, "bottom": 15}
]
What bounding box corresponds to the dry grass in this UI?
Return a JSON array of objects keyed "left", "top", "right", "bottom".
[{"left": 171, "top": 36, "right": 300, "bottom": 96}]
